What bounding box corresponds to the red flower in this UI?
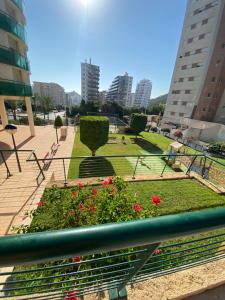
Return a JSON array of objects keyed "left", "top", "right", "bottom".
[
  {"left": 37, "top": 201, "right": 44, "bottom": 207},
  {"left": 71, "top": 191, "right": 77, "bottom": 198},
  {"left": 68, "top": 210, "right": 75, "bottom": 217},
  {"left": 154, "top": 249, "right": 161, "bottom": 255},
  {"left": 78, "top": 181, "right": 85, "bottom": 188},
  {"left": 78, "top": 203, "right": 84, "bottom": 212},
  {"left": 64, "top": 291, "right": 78, "bottom": 300},
  {"left": 108, "top": 177, "right": 113, "bottom": 184},
  {"left": 152, "top": 195, "right": 161, "bottom": 206},
  {"left": 102, "top": 180, "right": 109, "bottom": 187},
  {"left": 111, "top": 187, "right": 116, "bottom": 193},
  {"left": 92, "top": 188, "right": 98, "bottom": 195},
  {"left": 89, "top": 204, "right": 96, "bottom": 213},
  {"left": 133, "top": 203, "right": 142, "bottom": 212},
  {"left": 72, "top": 256, "right": 81, "bottom": 263}
]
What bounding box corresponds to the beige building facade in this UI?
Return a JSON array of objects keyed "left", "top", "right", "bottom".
[{"left": 33, "top": 82, "right": 66, "bottom": 107}]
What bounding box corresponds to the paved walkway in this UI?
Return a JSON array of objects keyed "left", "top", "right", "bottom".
[{"left": 0, "top": 125, "right": 75, "bottom": 235}]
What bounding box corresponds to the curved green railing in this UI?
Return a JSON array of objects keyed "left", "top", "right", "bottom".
[
  {"left": 11, "top": 0, "right": 24, "bottom": 12},
  {"left": 1, "top": 208, "right": 225, "bottom": 299},
  {"left": 0, "top": 10, "right": 26, "bottom": 42},
  {"left": 0, "top": 45, "right": 29, "bottom": 70},
  {"left": 0, "top": 80, "right": 32, "bottom": 96}
]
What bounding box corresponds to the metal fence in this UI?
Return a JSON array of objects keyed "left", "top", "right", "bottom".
[{"left": 1, "top": 208, "right": 225, "bottom": 299}]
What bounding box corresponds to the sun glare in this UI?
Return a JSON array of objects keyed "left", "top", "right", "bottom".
[{"left": 80, "top": 0, "right": 93, "bottom": 5}]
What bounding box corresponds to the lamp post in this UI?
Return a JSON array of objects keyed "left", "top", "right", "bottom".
[{"left": 5, "top": 124, "right": 21, "bottom": 173}]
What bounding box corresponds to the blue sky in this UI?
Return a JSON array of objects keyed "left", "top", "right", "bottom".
[{"left": 25, "top": 0, "right": 187, "bottom": 98}]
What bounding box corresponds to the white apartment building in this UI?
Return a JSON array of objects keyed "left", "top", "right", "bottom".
[
  {"left": 134, "top": 79, "right": 152, "bottom": 109},
  {"left": 0, "top": 0, "right": 35, "bottom": 135},
  {"left": 81, "top": 59, "right": 100, "bottom": 103},
  {"left": 163, "top": 0, "right": 225, "bottom": 127},
  {"left": 106, "top": 73, "right": 133, "bottom": 107},
  {"left": 33, "top": 82, "right": 66, "bottom": 106},
  {"left": 65, "top": 91, "right": 81, "bottom": 107}
]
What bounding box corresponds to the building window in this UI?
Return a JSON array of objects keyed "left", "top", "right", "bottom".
[
  {"left": 222, "top": 43, "right": 225, "bottom": 48},
  {"left": 216, "top": 59, "right": 221, "bottom": 66},
  {"left": 179, "top": 113, "right": 184, "bottom": 117},
  {"left": 202, "top": 108, "right": 206, "bottom": 111},
  {"left": 207, "top": 93, "right": 211, "bottom": 97},
  {"left": 202, "top": 19, "right": 208, "bottom": 25},
  {"left": 211, "top": 76, "right": 216, "bottom": 82},
  {"left": 188, "top": 37, "right": 193, "bottom": 43},
  {"left": 178, "top": 78, "right": 184, "bottom": 82},
  {"left": 195, "top": 48, "right": 202, "bottom": 54},
  {"left": 199, "top": 33, "right": 205, "bottom": 40},
  {"left": 188, "top": 77, "right": 194, "bottom": 81},
  {"left": 185, "top": 90, "right": 191, "bottom": 94},
  {"left": 172, "top": 90, "right": 181, "bottom": 94},
  {"left": 193, "top": 8, "right": 201, "bottom": 15},
  {"left": 191, "top": 23, "right": 196, "bottom": 30},
  {"left": 185, "top": 51, "right": 190, "bottom": 57},
  {"left": 173, "top": 101, "right": 178, "bottom": 105},
  {"left": 192, "top": 63, "right": 200, "bottom": 68},
  {"left": 182, "top": 102, "right": 187, "bottom": 106},
  {"left": 170, "top": 112, "right": 175, "bottom": 116},
  {"left": 181, "top": 65, "right": 187, "bottom": 70}
]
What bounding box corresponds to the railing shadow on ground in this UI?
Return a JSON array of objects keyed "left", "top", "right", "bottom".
[{"left": 1, "top": 208, "right": 225, "bottom": 299}]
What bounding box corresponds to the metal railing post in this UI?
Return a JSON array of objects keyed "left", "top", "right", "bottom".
[
  {"left": 62, "top": 158, "right": 67, "bottom": 186},
  {"left": 32, "top": 151, "right": 45, "bottom": 183},
  {"left": 186, "top": 155, "right": 197, "bottom": 175},
  {"left": 160, "top": 159, "right": 168, "bottom": 177},
  {"left": 0, "top": 150, "right": 11, "bottom": 178},
  {"left": 202, "top": 155, "right": 207, "bottom": 178},
  {"left": 132, "top": 156, "right": 140, "bottom": 179}
]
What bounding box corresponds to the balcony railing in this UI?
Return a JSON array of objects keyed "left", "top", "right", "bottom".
[
  {"left": 11, "top": 0, "right": 24, "bottom": 12},
  {"left": 1, "top": 208, "right": 225, "bottom": 299},
  {"left": 0, "top": 45, "right": 29, "bottom": 70},
  {"left": 0, "top": 79, "right": 32, "bottom": 96},
  {"left": 0, "top": 10, "right": 26, "bottom": 42}
]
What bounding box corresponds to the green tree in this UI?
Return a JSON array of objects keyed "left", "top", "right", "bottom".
[
  {"left": 54, "top": 115, "right": 63, "bottom": 143},
  {"left": 80, "top": 116, "right": 109, "bottom": 156},
  {"left": 39, "top": 96, "right": 52, "bottom": 119},
  {"left": 130, "top": 113, "right": 147, "bottom": 138}
]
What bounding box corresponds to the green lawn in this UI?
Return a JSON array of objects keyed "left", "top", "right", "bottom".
[{"left": 68, "top": 131, "right": 172, "bottom": 179}]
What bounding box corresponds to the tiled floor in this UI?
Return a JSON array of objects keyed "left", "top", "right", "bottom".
[{"left": 0, "top": 125, "right": 75, "bottom": 235}]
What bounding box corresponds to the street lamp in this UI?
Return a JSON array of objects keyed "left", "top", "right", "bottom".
[{"left": 5, "top": 124, "right": 21, "bottom": 172}]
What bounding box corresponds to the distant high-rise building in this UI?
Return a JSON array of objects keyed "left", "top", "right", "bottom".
[
  {"left": 134, "top": 79, "right": 152, "bottom": 108},
  {"left": 106, "top": 73, "right": 133, "bottom": 107},
  {"left": 81, "top": 59, "right": 100, "bottom": 103},
  {"left": 65, "top": 91, "right": 81, "bottom": 107},
  {"left": 0, "top": 0, "right": 35, "bottom": 135},
  {"left": 33, "top": 82, "right": 66, "bottom": 106},
  {"left": 163, "top": 0, "right": 225, "bottom": 126},
  {"left": 99, "top": 90, "right": 107, "bottom": 105}
]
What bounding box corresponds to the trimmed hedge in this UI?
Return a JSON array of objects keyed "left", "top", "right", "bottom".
[
  {"left": 80, "top": 116, "right": 109, "bottom": 156},
  {"left": 54, "top": 115, "right": 63, "bottom": 128},
  {"left": 208, "top": 142, "right": 225, "bottom": 155},
  {"left": 161, "top": 128, "right": 171, "bottom": 133},
  {"left": 130, "top": 113, "right": 147, "bottom": 137}
]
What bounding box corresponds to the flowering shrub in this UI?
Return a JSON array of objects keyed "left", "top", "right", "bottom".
[{"left": 18, "top": 177, "right": 160, "bottom": 234}]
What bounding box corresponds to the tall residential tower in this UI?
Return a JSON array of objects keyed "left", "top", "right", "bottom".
[
  {"left": 0, "top": 0, "right": 34, "bottom": 135},
  {"left": 81, "top": 59, "right": 100, "bottom": 103},
  {"left": 134, "top": 79, "right": 152, "bottom": 109},
  {"left": 106, "top": 73, "right": 133, "bottom": 107},
  {"left": 163, "top": 0, "right": 225, "bottom": 126}
]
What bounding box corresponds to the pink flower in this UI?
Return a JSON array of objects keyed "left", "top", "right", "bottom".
[
  {"left": 102, "top": 180, "right": 109, "bottom": 187},
  {"left": 78, "top": 203, "right": 84, "bottom": 213},
  {"left": 89, "top": 204, "right": 96, "bottom": 213},
  {"left": 78, "top": 181, "right": 85, "bottom": 188},
  {"left": 154, "top": 249, "right": 161, "bottom": 255},
  {"left": 108, "top": 177, "right": 113, "bottom": 184},
  {"left": 133, "top": 203, "right": 142, "bottom": 212},
  {"left": 37, "top": 201, "right": 44, "bottom": 207},
  {"left": 64, "top": 290, "right": 78, "bottom": 300},
  {"left": 111, "top": 187, "right": 116, "bottom": 193},
  {"left": 71, "top": 191, "right": 77, "bottom": 198},
  {"left": 152, "top": 195, "right": 161, "bottom": 206},
  {"left": 68, "top": 210, "right": 75, "bottom": 217},
  {"left": 92, "top": 188, "right": 98, "bottom": 195},
  {"left": 72, "top": 256, "right": 81, "bottom": 263}
]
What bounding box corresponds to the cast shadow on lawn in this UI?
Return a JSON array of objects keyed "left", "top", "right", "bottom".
[
  {"left": 79, "top": 157, "right": 116, "bottom": 178},
  {"left": 131, "top": 137, "right": 163, "bottom": 154}
]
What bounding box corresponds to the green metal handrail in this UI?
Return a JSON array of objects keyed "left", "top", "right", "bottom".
[
  {"left": 0, "top": 45, "right": 30, "bottom": 70},
  {"left": 0, "top": 10, "right": 26, "bottom": 42},
  {"left": 1, "top": 207, "right": 225, "bottom": 266},
  {"left": 0, "top": 79, "right": 32, "bottom": 96}
]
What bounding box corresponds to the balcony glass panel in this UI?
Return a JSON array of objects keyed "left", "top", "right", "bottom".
[
  {"left": 0, "top": 46, "right": 29, "bottom": 70},
  {"left": 0, "top": 80, "right": 32, "bottom": 96}
]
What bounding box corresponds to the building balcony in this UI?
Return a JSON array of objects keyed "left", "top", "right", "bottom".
[
  {"left": 0, "top": 79, "right": 32, "bottom": 96},
  {"left": 0, "top": 45, "right": 29, "bottom": 70},
  {"left": 0, "top": 10, "right": 26, "bottom": 42},
  {"left": 11, "top": 0, "right": 24, "bottom": 12}
]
